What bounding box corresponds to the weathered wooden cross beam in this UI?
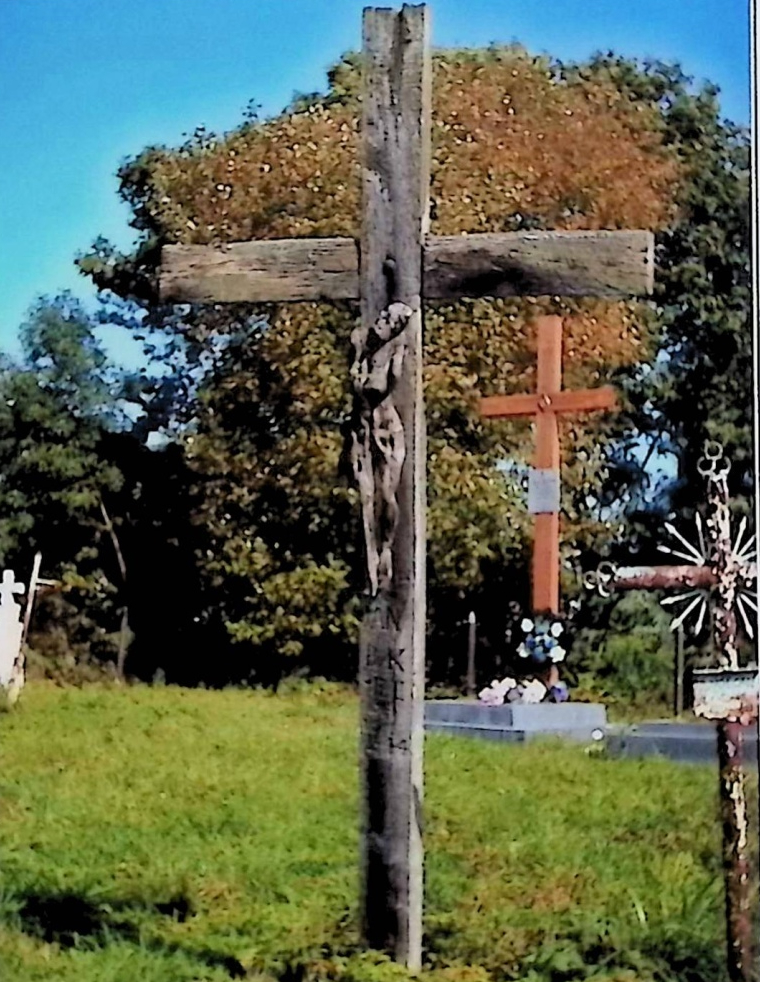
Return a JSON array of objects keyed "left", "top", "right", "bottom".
[
  {"left": 161, "top": 230, "right": 652, "bottom": 304},
  {"left": 481, "top": 314, "right": 617, "bottom": 616},
  {"left": 157, "top": 4, "right": 653, "bottom": 968}
]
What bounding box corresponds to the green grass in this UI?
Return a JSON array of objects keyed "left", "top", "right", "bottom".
[{"left": 0, "top": 682, "right": 756, "bottom": 982}]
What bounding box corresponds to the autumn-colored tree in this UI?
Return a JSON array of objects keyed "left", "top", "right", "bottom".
[
  {"left": 571, "top": 57, "right": 752, "bottom": 534},
  {"left": 82, "top": 47, "right": 683, "bottom": 684}
]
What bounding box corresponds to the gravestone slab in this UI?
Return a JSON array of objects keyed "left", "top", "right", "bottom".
[
  {"left": 425, "top": 699, "right": 607, "bottom": 742},
  {"left": 606, "top": 721, "right": 759, "bottom": 767}
]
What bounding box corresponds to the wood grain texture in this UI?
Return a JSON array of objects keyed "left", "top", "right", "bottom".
[
  {"left": 355, "top": 5, "right": 429, "bottom": 970},
  {"left": 159, "top": 229, "right": 655, "bottom": 303},
  {"left": 534, "top": 316, "right": 561, "bottom": 471},
  {"left": 531, "top": 318, "right": 561, "bottom": 613},
  {"left": 159, "top": 238, "right": 358, "bottom": 303},
  {"left": 425, "top": 229, "right": 654, "bottom": 298},
  {"left": 533, "top": 512, "right": 560, "bottom": 614}
]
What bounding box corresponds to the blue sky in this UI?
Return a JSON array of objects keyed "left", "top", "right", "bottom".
[{"left": 0, "top": 0, "right": 751, "bottom": 365}]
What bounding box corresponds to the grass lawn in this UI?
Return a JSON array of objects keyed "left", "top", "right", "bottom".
[{"left": 0, "top": 682, "right": 756, "bottom": 982}]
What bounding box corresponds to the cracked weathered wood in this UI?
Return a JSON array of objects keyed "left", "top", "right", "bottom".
[
  {"left": 353, "top": 5, "right": 429, "bottom": 969},
  {"left": 160, "top": 237, "right": 358, "bottom": 303},
  {"left": 424, "top": 229, "right": 653, "bottom": 298},
  {"left": 160, "top": 229, "right": 654, "bottom": 303}
]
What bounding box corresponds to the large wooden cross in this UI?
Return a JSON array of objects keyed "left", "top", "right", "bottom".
[
  {"left": 481, "top": 314, "right": 617, "bottom": 615},
  {"left": 158, "top": 4, "right": 653, "bottom": 968}
]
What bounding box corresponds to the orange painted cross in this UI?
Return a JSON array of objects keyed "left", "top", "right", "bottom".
[{"left": 481, "top": 314, "right": 617, "bottom": 615}]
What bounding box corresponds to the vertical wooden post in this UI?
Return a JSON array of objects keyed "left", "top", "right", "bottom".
[
  {"left": 532, "top": 316, "right": 562, "bottom": 614},
  {"left": 674, "top": 627, "right": 685, "bottom": 716},
  {"left": 466, "top": 610, "right": 477, "bottom": 697},
  {"left": 358, "top": 5, "right": 430, "bottom": 969}
]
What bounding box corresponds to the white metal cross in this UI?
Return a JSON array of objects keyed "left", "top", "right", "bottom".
[{"left": 0, "top": 570, "right": 24, "bottom": 607}]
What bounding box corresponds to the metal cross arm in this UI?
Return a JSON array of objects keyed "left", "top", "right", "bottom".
[
  {"left": 587, "top": 442, "right": 757, "bottom": 655},
  {"left": 604, "top": 563, "right": 757, "bottom": 593}
]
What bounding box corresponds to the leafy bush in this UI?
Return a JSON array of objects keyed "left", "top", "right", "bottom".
[{"left": 570, "top": 592, "right": 675, "bottom": 713}]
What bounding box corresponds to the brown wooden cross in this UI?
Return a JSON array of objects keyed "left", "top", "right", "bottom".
[
  {"left": 157, "top": 4, "right": 653, "bottom": 968},
  {"left": 481, "top": 314, "right": 617, "bottom": 615}
]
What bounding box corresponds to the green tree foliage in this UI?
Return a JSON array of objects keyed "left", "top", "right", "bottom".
[
  {"left": 76, "top": 49, "right": 749, "bottom": 688},
  {"left": 571, "top": 591, "right": 675, "bottom": 712},
  {"left": 0, "top": 294, "right": 128, "bottom": 672},
  {"left": 556, "top": 58, "right": 753, "bottom": 690},
  {"left": 576, "top": 58, "right": 752, "bottom": 539}
]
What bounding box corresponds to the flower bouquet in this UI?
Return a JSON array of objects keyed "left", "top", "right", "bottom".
[
  {"left": 516, "top": 616, "right": 566, "bottom": 665},
  {"left": 478, "top": 615, "right": 570, "bottom": 706}
]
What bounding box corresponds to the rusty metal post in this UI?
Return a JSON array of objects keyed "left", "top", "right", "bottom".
[
  {"left": 705, "top": 455, "right": 755, "bottom": 982},
  {"left": 716, "top": 720, "right": 753, "bottom": 982},
  {"left": 588, "top": 442, "right": 758, "bottom": 982}
]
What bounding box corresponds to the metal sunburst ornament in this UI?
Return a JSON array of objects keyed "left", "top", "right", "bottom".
[
  {"left": 658, "top": 442, "right": 757, "bottom": 649},
  {"left": 583, "top": 441, "right": 757, "bottom": 668}
]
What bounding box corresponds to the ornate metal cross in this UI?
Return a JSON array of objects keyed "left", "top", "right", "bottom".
[
  {"left": 586, "top": 441, "right": 757, "bottom": 981},
  {"left": 586, "top": 441, "right": 757, "bottom": 665}
]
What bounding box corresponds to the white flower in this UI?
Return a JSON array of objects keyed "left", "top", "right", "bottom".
[
  {"left": 479, "top": 676, "right": 518, "bottom": 706},
  {"left": 521, "top": 679, "right": 547, "bottom": 703},
  {"left": 550, "top": 622, "right": 564, "bottom": 637},
  {"left": 550, "top": 646, "right": 566, "bottom": 663},
  {"left": 520, "top": 618, "right": 534, "bottom": 633},
  {"left": 478, "top": 686, "right": 504, "bottom": 706},
  {"left": 517, "top": 643, "right": 529, "bottom": 658}
]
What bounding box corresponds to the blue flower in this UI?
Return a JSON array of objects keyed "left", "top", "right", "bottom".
[{"left": 549, "top": 682, "right": 569, "bottom": 703}]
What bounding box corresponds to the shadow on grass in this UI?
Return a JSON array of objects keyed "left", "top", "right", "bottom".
[
  {"left": 11, "top": 889, "right": 744, "bottom": 982},
  {"left": 14, "top": 889, "right": 248, "bottom": 978}
]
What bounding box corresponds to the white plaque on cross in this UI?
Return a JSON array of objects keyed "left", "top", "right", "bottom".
[{"left": 528, "top": 467, "right": 561, "bottom": 514}]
